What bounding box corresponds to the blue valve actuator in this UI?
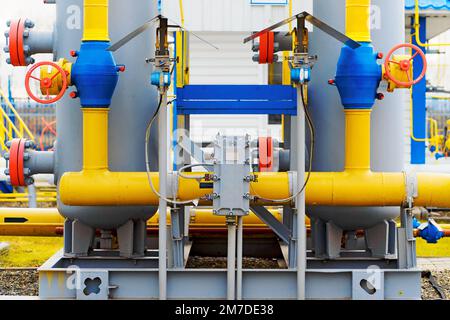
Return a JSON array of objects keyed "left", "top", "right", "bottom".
[
  {"left": 151, "top": 71, "right": 171, "bottom": 88},
  {"left": 291, "top": 66, "right": 311, "bottom": 84}
]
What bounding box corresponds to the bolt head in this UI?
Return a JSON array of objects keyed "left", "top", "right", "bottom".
[
  {"left": 3, "top": 47, "right": 9, "bottom": 53},
  {"left": 4, "top": 31, "right": 9, "bottom": 38},
  {"left": 25, "top": 177, "right": 34, "bottom": 185},
  {"left": 4, "top": 169, "right": 9, "bottom": 175},
  {"left": 24, "top": 140, "right": 35, "bottom": 149},
  {"left": 5, "top": 141, "right": 12, "bottom": 148},
  {"left": 24, "top": 168, "right": 31, "bottom": 176},
  {"left": 3, "top": 153, "right": 10, "bottom": 160},
  {"left": 6, "top": 20, "right": 11, "bottom": 27},
  {"left": 23, "top": 30, "right": 30, "bottom": 38}
]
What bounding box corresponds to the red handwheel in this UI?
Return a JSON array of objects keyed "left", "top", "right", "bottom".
[
  {"left": 384, "top": 43, "right": 427, "bottom": 87},
  {"left": 25, "top": 61, "right": 68, "bottom": 104}
]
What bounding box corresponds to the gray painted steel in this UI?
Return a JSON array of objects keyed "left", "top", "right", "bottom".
[
  {"left": 54, "top": 0, "right": 159, "bottom": 229},
  {"left": 39, "top": 251, "right": 421, "bottom": 300}
]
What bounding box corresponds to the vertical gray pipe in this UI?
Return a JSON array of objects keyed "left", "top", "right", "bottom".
[
  {"left": 227, "top": 218, "right": 236, "bottom": 300},
  {"left": 158, "top": 94, "right": 168, "bottom": 300},
  {"left": 27, "top": 184, "right": 37, "bottom": 208},
  {"left": 236, "top": 216, "right": 243, "bottom": 300},
  {"left": 296, "top": 87, "right": 306, "bottom": 300}
]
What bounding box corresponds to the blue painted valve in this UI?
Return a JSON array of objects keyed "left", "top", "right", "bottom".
[
  {"left": 151, "top": 71, "right": 171, "bottom": 88},
  {"left": 418, "top": 219, "right": 444, "bottom": 244}
]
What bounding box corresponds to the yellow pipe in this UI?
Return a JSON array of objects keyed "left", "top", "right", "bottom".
[
  {"left": 345, "top": 0, "right": 371, "bottom": 42},
  {"left": 83, "top": 108, "right": 108, "bottom": 170},
  {"left": 345, "top": 109, "right": 371, "bottom": 169},
  {"left": 59, "top": 107, "right": 450, "bottom": 208},
  {"left": 0, "top": 208, "right": 294, "bottom": 237},
  {"left": 82, "top": 0, "right": 110, "bottom": 42},
  {"left": 178, "top": 0, "right": 185, "bottom": 28},
  {"left": 413, "top": 0, "right": 450, "bottom": 47}
]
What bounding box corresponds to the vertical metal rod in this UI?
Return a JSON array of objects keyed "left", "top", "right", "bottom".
[
  {"left": 296, "top": 85, "right": 306, "bottom": 300},
  {"left": 236, "top": 216, "right": 243, "bottom": 300},
  {"left": 158, "top": 93, "right": 168, "bottom": 300},
  {"left": 227, "top": 218, "right": 236, "bottom": 300},
  {"left": 27, "top": 184, "right": 37, "bottom": 208}
]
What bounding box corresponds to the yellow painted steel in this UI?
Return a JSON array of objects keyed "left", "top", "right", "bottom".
[
  {"left": 60, "top": 171, "right": 291, "bottom": 206},
  {"left": 344, "top": 109, "right": 371, "bottom": 169},
  {"left": 383, "top": 54, "right": 413, "bottom": 93},
  {"left": 0, "top": 207, "right": 301, "bottom": 236},
  {"left": 82, "top": 0, "right": 110, "bottom": 42},
  {"left": 176, "top": 31, "right": 190, "bottom": 88},
  {"left": 82, "top": 108, "right": 108, "bottom": 169},
  {"left": 59, "top": 105, "right": 450, "bottom": 208},
  {"left": 0, "top": 88, "right": 35, "bottom": 151},
  {"left": 345, "top": 0, "right": 371, "bottom": 42},
  {"left": 413, "top": 0, "right": 450, "bottom": 47},
  {"left": 40, "top": 58, "right": 73, "bottom": 95}
]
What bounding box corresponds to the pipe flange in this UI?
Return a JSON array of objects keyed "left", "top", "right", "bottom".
[
  {"left": 4, "top": 18, "right": 35, "bottom": 66},
  {"left": 5, "top": 139, "right": 35, "bottom": 187}
]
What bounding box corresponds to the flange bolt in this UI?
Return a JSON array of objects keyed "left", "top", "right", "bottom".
[{"left": 376, "top": 93, "right": 385, "bottom": 101}]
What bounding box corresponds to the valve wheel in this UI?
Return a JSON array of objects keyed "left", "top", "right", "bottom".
[
  {"left": 25, "top": 61, "right": 68, "bottom": 104},
  {"left": 384, "top": 43, "right": 427, "bottom": 87}
]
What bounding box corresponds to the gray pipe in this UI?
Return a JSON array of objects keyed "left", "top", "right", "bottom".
[
  {"left": 26, "top": 30, "right": 54, "bottom": 55},
  {"left": 227, "top": 218, "right": 237, "bottom": 300},
  {"left": 25, "top": 151, "right": 55, "bottom": 175},
  {"left": 158, "top": 94, "right": 168, "bottom": 300},
  {"left": 236, "top": 216, "right": 243, "bottom": 300},
  {"left": 296, "top": 86, "right": 306, "bottom": 300}
]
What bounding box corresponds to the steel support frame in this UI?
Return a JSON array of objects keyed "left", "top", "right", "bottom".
[{"left": 38, "top": 251, "right": 421, "bottom": 300}]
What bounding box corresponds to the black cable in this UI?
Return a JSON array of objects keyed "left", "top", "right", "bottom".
[{"left": 298, "top": 84, "right": 315, "bottom": 196}]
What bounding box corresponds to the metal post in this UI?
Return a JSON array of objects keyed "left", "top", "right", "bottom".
[
  {"left": 236, "top": 216, "right": 243, "bottom": 300},
  {"left": 28, "top": 184, "right": 37, "bottom": 208},
  {"left": 296, "top": 85, "right": 306, "bottom": 300},
  {"left": 227, "top": 217, "right": 236, "bottom": 300},
  {"left": 158, "top": 93, "right": 168, "bottom": 300}
]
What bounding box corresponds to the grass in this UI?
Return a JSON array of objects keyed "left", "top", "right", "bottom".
[
  {"left": 0, "top": 236, "right": 449, "bottom": 268},
  {"left": 0, "top": 236, "right": 63, "bottom": 268},
  {"left": 416, "top": 237, "right": 450, "bottom": 257}
]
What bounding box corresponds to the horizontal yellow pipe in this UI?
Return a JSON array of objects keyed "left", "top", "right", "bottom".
[
  {"left": 346, "top": 0, "right": 371, "bottom": 42},
  {"left": 59, "top": 168, "right": 450, "bottom": 208},
  {"left": 59, "top": 171, "right": 291, "bottom": 206},
  {"left": 0, "top": 208, "right": 294, "bottom": 236},
  {"left": 82, "top": 0, "right": 110, "bottom": 42}
]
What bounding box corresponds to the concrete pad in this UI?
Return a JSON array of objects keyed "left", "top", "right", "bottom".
[{"left": 418, "top": 257, "right": 450, "bottom": 271}]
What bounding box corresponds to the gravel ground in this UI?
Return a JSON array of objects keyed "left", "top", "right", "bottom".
[
  {"left": 0, "top": 269, "right": 38, "bottom": 296},
  {"left": 186, "top": 256, "right": 281, "bottom": 269},
  {"left": 0, "top": 265, "right": 449, "bottom": 299}
]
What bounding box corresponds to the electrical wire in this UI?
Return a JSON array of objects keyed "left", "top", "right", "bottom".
[
  {"left": 250, "top": 84, "right": 315, "bottom": 203},
  {"left": 178, "top": 163, "right": 214, "bottom": 180},
  {"left": 145, "top": 93, "right": 207, "bottom": 205}
]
